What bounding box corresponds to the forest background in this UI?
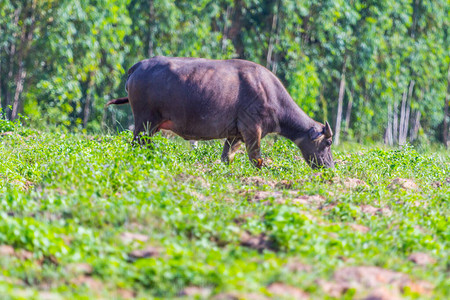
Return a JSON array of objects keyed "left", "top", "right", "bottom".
[{"left": 1, "top": 0, "right": 449, "bottom": 147}]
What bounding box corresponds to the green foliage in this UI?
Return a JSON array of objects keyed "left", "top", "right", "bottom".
[
  {"left": 0, "top": 108, "right": 22, "bottom": 133},
  {"left": 0, "top": 131, "right": 448, "bottom": 298},
  {"left": 1, "top": 0, "right": 449, "bottom": 145}
]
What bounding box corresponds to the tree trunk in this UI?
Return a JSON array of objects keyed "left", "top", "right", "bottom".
[
  {"left": 5, "top": 8, "right": 21, "bottom": 116},
  {"left": 148, "top": 0, "right": 155, "bottom": 58},
  {"left": 271, "top": 1, "right": 281, "bottom": 75},
  {"left": 344, "top": 85, "right": 354, "bottom": 134},
  {"left": 228, "top": 0, "right": 245, "bottom": 58},
  {"left": 393, "top": 100, "right": 398, "bottom": 144},
  {"left": 399, "top": 80, "right": 414, "bottom": 145},
  {"left": 385, "top": 103, "right": 393, "bottom": 146},
  {"left": 0, "top": 54, "right": 2, "bottom": 110},
  {"left": 334, "top": 55, "right": 347, "bottom": 146},
  {"left": 222, "top": 6, "right": 231, "bottom": 52},
  {"left": 266, "top": 0, "right": 280, "bottom": 70},
  {"left": 11, "top": 64, "right": 26, "bottom": 120},
  {"left": 83, "top": 75, "right": 95, "bottom": 128},
  {"left": 410, "top": 110, "right": 421, "bottom": 142},
  {"left": 399, "top": 87, "right": 407, "bottom": 145},
  {"left": 444, "top": 63, "right": 450, "bottom": 148},
  {"left": 11, "top": 0, "right": 37, "bottom": 120}
]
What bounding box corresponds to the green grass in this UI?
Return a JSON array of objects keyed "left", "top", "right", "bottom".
[{"left": 0, "top": 123, "right": 448, "bottom": 299}]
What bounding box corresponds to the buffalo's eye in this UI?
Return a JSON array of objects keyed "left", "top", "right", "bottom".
[{"left": 325, "top": 139, "right": 332, "bottom": 146}]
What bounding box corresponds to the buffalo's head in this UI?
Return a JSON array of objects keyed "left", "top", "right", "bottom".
[{"left": 298, "top": 121, "right": 334, "bottom": 169}]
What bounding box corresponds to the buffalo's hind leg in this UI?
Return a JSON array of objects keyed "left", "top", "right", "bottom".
[
  {"left": 133, "top": 116, "right": 162, "bottom": 146},
  {"left": 241, "top": 126, "right": 263, "bottom": 168},
  {"left": 221, "top": 137, "right": 242, "bottom": 164}
]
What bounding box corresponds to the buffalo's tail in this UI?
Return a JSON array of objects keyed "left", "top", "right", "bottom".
[{"left": 106, "top": 97, "right": 129, "bottom": 106}]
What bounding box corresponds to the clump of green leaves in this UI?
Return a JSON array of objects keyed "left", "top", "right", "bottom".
[{"left": 0, "top": 108, "right": 22, "bottom": 133}]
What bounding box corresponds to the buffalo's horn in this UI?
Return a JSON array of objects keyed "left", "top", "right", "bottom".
[{"left": 324, "top": 121, "right": 333, "bottom": 138}]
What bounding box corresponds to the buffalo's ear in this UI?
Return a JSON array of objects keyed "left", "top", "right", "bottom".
[
  {"left": 308, "top": 127, "right": 322, "bottom": 140},
  {"left": 324, "top": 121, "right": 333, "bottom": 138}
]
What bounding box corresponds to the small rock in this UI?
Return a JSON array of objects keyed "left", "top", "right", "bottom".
[
  {"left": 267, "top": 282, "right": 309, "bottom": 299},
  {"left": 388, "top": 178, "right": 418, "bottom": 191},
  {"left": 128, "top": 246, "right": 160, "bottom": 260},
  {"left": 120, "top": 232, "right": 149, "bottom": 244},
  {"left": 407, "top": 253, "right": 436, "bottom": 266}
]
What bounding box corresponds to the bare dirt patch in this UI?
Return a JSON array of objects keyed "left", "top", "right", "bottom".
[
  {"left": 0, "top": 131, "right": 14, "bottom": 136},
  {"left": 242, "top": 176, "right": 275, "bottom": 188},
  {"left": 212, "top": 292, "right": 268, "bottom": 300},
  {"left": 0, "top": 245, "right": 15, "bottom": 256},
  {"left": 246, "top": 190, "right": 325, "bottom": 207},
  {"left": 331, "top": 177, "right": 369, "bottom": 189},
  {"left": 360, "top": 205, "right": 392, "bottom": 217},
  {"left": 174, "top": 173, "right": 210, "bottom": 189},
  {"left": 283, "top": 259, "right": 312, "bottom": 273},
  {"left": 233, "top": 213, "right": 256, "bottom": 226},
  {"left": 240, "top": 231, "right": 274, "bottom": 252},
  {"left": 128, "top": 246, "right": 160, "bottom": 260},
  {"left": 65, "top": 263, "right": 93, "bottom": 276},
  {"left": 388, "top": 178, "right": 418, "bottom": 191},
  {"left": 71, "top": 276, "right": 104, "bottom": 290},
  {"left": 407, "top": 252, "right": 436, "bottom": 266},
  {"left": 349, "top": 223, "right": 370, "bottom": 233},
  {"left": 179, "top": 286, "right": 212, "bottom": 298},
  {"left": 120, "top": 232, "right": 149, "bottom": 244},
  {"left": 319, "top": 266, "right": 433, "bottom": 297},
  {"left": 363, "top": 288, "right": 402, "bottom": 300},
  {"left": 267, "top": 282, "right": 309, "bottom": 299},
  {"left": 116, "top": 289, "right": 136, "bottom": 299},
  {"left": 0, "top": 245, "right": 33, "bottom": 261}
]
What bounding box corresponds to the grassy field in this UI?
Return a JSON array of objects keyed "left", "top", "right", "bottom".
[{"left": 0, "top": 121, "right": 449, "bottom": 299}]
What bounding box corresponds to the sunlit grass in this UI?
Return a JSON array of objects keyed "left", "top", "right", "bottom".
[{"left": 0, "top": 125, "right": 448, "bottom": 299}]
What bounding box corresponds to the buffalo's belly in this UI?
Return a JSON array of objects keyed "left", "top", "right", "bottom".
[{"left": 160, "top": 118, "right": 238, "bottom": 140}]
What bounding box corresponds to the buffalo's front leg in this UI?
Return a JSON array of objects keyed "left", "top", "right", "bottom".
[
  {"left": 241, "top": 127, "right": 263, "bottom": 168},
  {"left": 221, "top": 137, "right": 242, "bottom": 164}
]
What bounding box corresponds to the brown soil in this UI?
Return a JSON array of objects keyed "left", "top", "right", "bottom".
[
  {"left": 407, "top": 252, "right": 436, "bottom": 266},
  {"left": 267, "top": 282, "right": 309, "bottom": 299},
  {"left": 388, "top": 178, "right": 418, "bottom": 191}
]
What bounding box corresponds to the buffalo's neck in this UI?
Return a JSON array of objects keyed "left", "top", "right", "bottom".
[{"left": 278, "top": 100, "right": 316, "bottom": 146}]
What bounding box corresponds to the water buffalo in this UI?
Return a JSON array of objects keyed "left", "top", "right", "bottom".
[{"left": 107, "top": 56, "right": 334, "bottom": 168}]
